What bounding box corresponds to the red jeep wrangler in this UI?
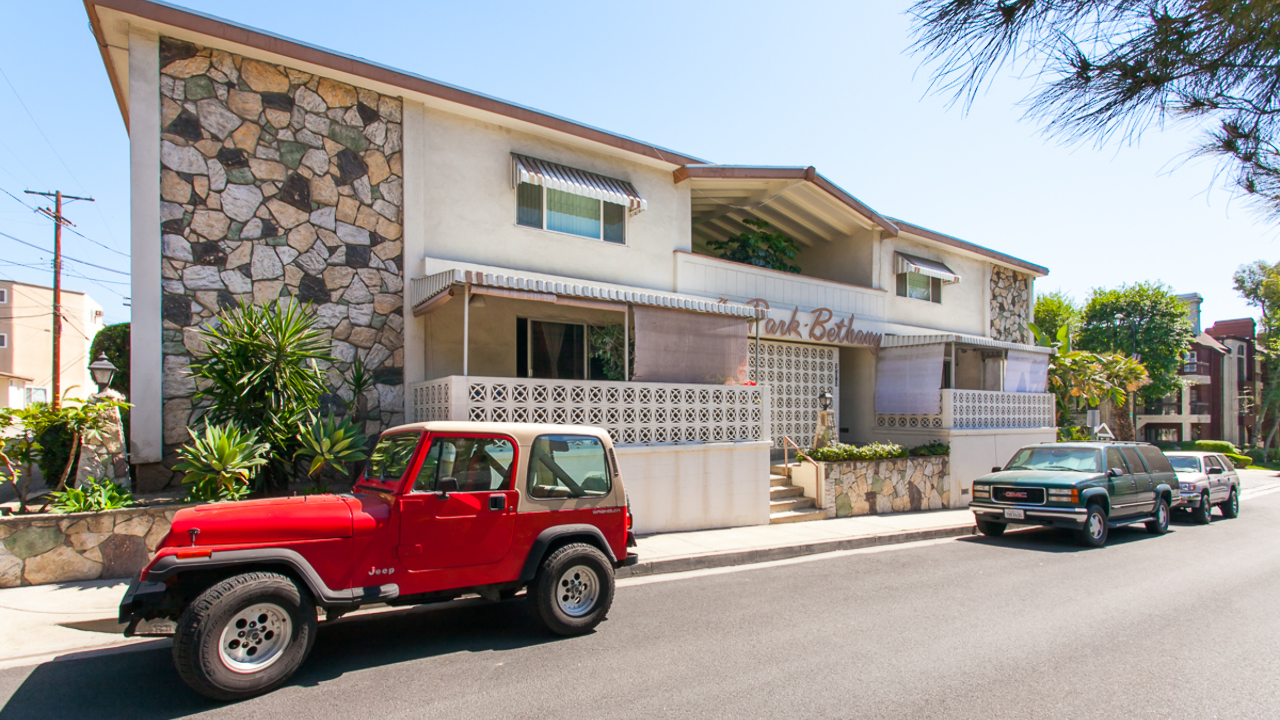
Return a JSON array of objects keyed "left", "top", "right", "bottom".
[{"left": 119, "top": 422, "right": 637, "bottom": 700}]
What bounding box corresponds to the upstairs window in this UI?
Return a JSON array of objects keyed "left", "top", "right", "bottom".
[
  {"left": 0, "top": 288, "right": 8, "bottom": 303},
  {"left": 513, "top": 154, "right": 643, "bottom": 245},
  {"left": 894, "top": 252, "right": 959, "bottom": 304}
]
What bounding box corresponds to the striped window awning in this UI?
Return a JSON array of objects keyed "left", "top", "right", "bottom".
[
  {"left": 512, "top": 154, "right": 647, "bottom": 215},
  {"left": 896, "top": 252, "right": 961, "bottom": 284}
]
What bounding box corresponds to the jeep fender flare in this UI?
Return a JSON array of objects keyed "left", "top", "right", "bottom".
[
  {"left": 518, "top": 525, "right": 618, "bottom": 583},
  {"left": 1081, "top": 488, "right": 1110, "bottom": 514},
  {"left": 144, "top": 548, "right": 398, "bottom": 607}
]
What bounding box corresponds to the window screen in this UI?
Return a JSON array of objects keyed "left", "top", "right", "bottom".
[
  {"left": 527, "top": 434, "right": 611, "bottom": 499},
  {"left": 896, "top": 272, "right": 941, "bottom": 303},
  {"left": 412, "top": 436, "right": 515, "bottom": 493},
  {"left": 516, "top": 182, "right": 542, "bottom": 228}
]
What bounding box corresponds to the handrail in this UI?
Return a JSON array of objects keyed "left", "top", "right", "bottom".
[{"left": 780, "top": 436, "right": 818, "bottom": 475}]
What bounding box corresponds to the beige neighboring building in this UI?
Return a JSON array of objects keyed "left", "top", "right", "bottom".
[{"left": 0, "top": 281, "right": 105, "bottom": 407}]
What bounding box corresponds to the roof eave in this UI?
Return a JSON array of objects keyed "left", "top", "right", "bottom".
[{"left": 891, "top": 218, "right": 1049, "bottom": 277}]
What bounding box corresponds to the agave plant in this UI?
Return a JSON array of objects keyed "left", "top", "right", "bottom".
[
  {"left": 49, "top": 476, "right": 134, "bottom": 514},
  {"left": 173, "top": 423, "right": 269, "bottom": 502},
  {"left": 294, "top": 412, "right": 369, "bottom": 491}
]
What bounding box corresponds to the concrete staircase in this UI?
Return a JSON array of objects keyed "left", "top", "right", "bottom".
[{"left": 769, "top": 464, "right": 826, "bottom": 524}]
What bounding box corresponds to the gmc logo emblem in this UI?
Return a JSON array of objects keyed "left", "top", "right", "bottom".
[{"left": 1005, "top": 491, "right": 1027, "bottom": 498}]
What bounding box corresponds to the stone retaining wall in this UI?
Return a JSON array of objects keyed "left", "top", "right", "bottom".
[
  {"left": 0, "top": 506, "right": 191, "bottom": 588},
  {"left": 820, "top": 456, "right": 950, "bottom": 517}
]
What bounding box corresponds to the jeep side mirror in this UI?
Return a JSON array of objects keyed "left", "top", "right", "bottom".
[
  {"left": 1207, "top": 467, "right": 1224, "bottom": 475},
  {"left": 992, "top": 466, "right": 1003, "bottom": 473},
  {"left": 438, "top": 477, "right": 459, "bottom": 496}
]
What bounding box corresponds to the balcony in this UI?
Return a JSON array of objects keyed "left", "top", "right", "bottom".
[
  {"left": 408, "top": 376, "right": 771, "bottom": 447},
  {"left": 674, "top": 251, "right": 885, "bottom": 319},
  {"left": 1180, "top": 361, "right": 1210, "bottom": 375},
  {"left": 876, "top": 389, "right": 1055, "bottom": 431}
]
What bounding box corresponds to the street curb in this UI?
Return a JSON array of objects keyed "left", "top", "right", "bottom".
[{"left": 617, "top": 523, "right": 977, "bottom": 579}]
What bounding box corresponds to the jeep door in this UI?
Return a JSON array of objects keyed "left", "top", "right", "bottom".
[
  {"left": 1118, "top": 447, "right": 1154, "bottom": 514},
  {"left": 1105, "top": 448, "right": 1141, "bottom": 518},
  {"left": 397, "top": 434, "right": 519, "bottom": 572}
]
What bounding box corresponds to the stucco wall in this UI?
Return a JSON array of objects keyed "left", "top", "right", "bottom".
[
  {"left": 618, "top": 441, "right": 770, "bottom": 534},
  {"left": 153, "top": 38, "right": 406, "bottom": 477},
  {"left": 794, "top": 228, "right": 877, "bottom": 289},
  {"left": 413, "top": 108, "right": 691, "bottom": 293},
  {"left": 879, "top": 234, "right": 990, "bottom": 336}
]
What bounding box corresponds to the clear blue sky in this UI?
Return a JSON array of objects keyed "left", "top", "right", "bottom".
[{"left": 0, "top": 0, "right": 1273, "bottom": 328}]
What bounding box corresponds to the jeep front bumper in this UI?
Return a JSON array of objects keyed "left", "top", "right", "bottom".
[{"left": 970, "top": 503, "right": 1088, "bottom": 529}]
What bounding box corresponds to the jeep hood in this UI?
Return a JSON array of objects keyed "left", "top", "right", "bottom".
[
  {"left": 976, "top": 470, "right": 1103, "bottom": 486},
  {"left": 168, "top": 495, "right": 354, "bottom": 547}
]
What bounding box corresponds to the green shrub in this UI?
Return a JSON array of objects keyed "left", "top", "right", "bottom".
[
  {"left": 1192, "top": 440, "right": 1240, "bottom": 454},
  {"left": 48, "top": 476, "right": 134, "bottom": 513},
  {"left": 294, "top": 412, "right": 369, "bottom": 492},
  {"left": 909, "top": 441, "right": 951, "bottom": 456},
  {"left": 1225, "top": 453, "right": 1252, "bottom": 469},
  {"left": 173, "top": 423, "right": 269, "bottom": 502},
  {"left": 1245, "top": 448, "right": 1266, "bottom": 463},
  {"left": 1057, "top": 426, "right": 1092, "bottom": 442},
  {"left": 802, "top": 442, "right": 907, "bottom": 462}
]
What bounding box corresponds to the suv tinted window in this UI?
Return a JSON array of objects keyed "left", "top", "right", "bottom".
[
  {"left": 1119, "top": 447, "right": 1149, "bottom": 473},
  {"left": 528, "top": 434, "right": 611, "bottom": 499},
  {"left": 412, "top": 436, "right": 515, "bottom": 493},
  {"left": 1137, "top": 446, "right": 1175, "bottom": 474},
  {"left": 366, "top": 433, "right": 422, "bottom": 485},
  {"left": 1205, "top": 456, "right": 1223, "bottom": 471},
  {"left": 1217, "top": 454, "right": 1236, "bottom": 471},
  {"left": 1105, "top": 448, "right": 1128, "bottom": 474}
]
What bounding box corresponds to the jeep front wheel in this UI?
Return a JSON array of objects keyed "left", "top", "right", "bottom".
[
  {"left": 172, "top": 571, "right": 317, "bottom": 701},
  {"left": 529, "top": 543, "right": 614, "bottom": 636}
]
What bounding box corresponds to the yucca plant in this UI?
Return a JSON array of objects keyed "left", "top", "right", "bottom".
[
  {"left": 189, "top": 300, "right": 332, "bottom": 492},
  {"left": 49, "top": 476, "right": 134, "bottom": 514},
  {"left": 173, "top": 423, "right": 269, "bottom": 502},
  {"left": 294, "top": 412, "right": 369, "bottom": 492}
]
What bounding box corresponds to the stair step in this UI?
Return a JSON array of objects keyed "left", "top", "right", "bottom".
[
  {"left": 770, "top": 485, "right": 804, "bottom": 500},
  {"left": 769, "top": 464, "right": 798, "bottom": 476},
  {"left": 770, "top": 496, "right": 817, "bottom": 513},
  {"left": 769, "top": 474, "right": 790, "bottom": 487},
  {"left": 769, "top": 508, "right": 827, "bottom": 525}
]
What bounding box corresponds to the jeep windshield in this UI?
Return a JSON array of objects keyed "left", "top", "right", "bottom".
[
  {"left": 357, "top": 432, "right": 422, "bottom": 491},
  {"left": 1004, "top": 447, "right": 1102, "bottom": 473}
]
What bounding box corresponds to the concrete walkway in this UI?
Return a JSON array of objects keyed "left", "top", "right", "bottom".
[{"left": 0, "top": 508, "right": 976, "bottom": 670}]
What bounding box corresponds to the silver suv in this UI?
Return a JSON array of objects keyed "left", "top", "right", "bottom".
[{"left": 1165, "top": 451, "right": 1241, "bottom": 524}]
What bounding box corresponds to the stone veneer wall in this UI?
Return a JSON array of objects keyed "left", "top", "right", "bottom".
[
  {"left": 0, "top": 506, "right": 189, "bottom": 587},
  {"left": 821, "top": 456, "right": 950, "bottom": 517},
  {"left": 990, "top": 266, "right": 1030, "bottom": 344},
  {"left": 156, "top": 38, "right": 405, "bottom": 471}
]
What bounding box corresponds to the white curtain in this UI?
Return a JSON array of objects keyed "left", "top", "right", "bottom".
[
  {"left": 875, "top": 344, "right": 945, "bottom": 414},
  {"left": 1004, "top": 350, "right": 1049, "bottom": 393},
  {"left": 632, "top": 307, "right": 750, "bottom": 384}
]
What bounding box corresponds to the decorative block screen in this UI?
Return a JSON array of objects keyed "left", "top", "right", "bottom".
[{"left": 748, "top": 340, "right": 838, "bottom": 449}]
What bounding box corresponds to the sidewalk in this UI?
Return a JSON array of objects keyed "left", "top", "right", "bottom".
[{"left": 0, "top": 508, "right": 975, "bottom": 669}]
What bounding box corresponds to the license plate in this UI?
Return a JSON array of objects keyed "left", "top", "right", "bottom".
[{"left": 1004, "top": 508, "right": 1025, "bottom": 520}]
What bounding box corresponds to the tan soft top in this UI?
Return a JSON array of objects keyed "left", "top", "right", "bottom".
[{"left": 382, "top": 421, "right": 612, "bottom": 447}]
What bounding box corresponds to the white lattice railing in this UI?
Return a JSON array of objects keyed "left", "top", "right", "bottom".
[
  {"left": 877, "top": 389, "right": 1055, "bottom": 431},
  {"left": 408, "top": 376, "right": 771, "bottom": 447}
]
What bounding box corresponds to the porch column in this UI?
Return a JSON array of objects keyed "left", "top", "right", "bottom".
[
  {"left": 128, "top": 26, "right": 162, "bottom": 464},
  {"left": 624, "top": 303, "right": 630, "bottom": 381},
  {"left": 463, "top": 282, "right": 470, "bottom": 376}
]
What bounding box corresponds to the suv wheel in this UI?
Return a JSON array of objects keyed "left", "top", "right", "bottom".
[
  {"left": 975, "top": 519, "right": 1006, "bottom": 537},
  {"left": 529, "top": 543, "right": 614, "bottom": 636},
  {"left": 1078, "top": 503, "right": 1109, "bottom": 548},
  {"left": 1220, "top": 488, "right": 1240, "bottom": 519},
  {"left": 173, "top": 572, "right": 317, "bottom": 701},
  {"left": 1146, "top": 498, "right": 1170, "bottom": 535},
  {"left": 1193, "top": 493, "right": 1213, "bottom": 525}
]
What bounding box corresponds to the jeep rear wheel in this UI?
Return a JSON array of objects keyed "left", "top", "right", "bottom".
[
  {"left": 1078, "top": 503, "right": 1108, "bottom": 548},
  {"left": 173, "top": 572, "right": 316, "bottom": 701},
  {"left": 529, "top": 543, "right": 614, "bottom": 636},
  {"left": 1194, "top": 493, "right": 1213, "bottom": 525}
]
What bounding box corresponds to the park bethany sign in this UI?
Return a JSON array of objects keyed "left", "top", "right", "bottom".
[{"left": 741, "top": 299, "right": 883, "bottom": 348}]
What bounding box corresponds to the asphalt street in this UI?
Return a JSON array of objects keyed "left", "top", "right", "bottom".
[{"left": 2, "top": 471, "right": 1279, "bottom": 719}]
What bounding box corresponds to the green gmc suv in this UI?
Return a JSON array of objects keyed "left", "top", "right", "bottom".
[{"left": 969, "top": 442, "right": 1177, "bottom": 548}]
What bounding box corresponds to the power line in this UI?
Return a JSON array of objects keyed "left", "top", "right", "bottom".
[
  {"left": 0, "top": 229, "right": 129, "bottom": 276},
  {"left": 0, "top": 187, "right": 128, "bottom": 258}
]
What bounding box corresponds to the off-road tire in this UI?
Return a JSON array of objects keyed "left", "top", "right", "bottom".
[
  {"left": 172, "top": 571, "right": 317, "bottom": 701},
  {"left": 1146, "top": 498, "right": 1171, "bottom": 535},
  {"left": 1078, "top": 503, "right": 1109, "bottom": 548},
  {"left": 1220, "top": 488, "right": 1240, "bottom": 519},
  {"left": 975, "top": 519, "right": 1006, "bottom": 537},
  {"left": 528, "top": 543, "right": 614, "bottom": 637},
  {"left": 1193, "top": 493, "right": 1213, "bottom": 525}
]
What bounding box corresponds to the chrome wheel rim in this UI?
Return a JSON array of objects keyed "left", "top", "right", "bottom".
[
  {"left": 1202, "top": 494, "right": 1211, "bottom": 521},
  {"left": 1158, "top": 503, "right": 1168, "bottom": 529},
  {"left": 1088, "top": 511, "right": 1105, "bottom": 540},
  {"left": 556, "top": 565, "right": 599, "bottom": 618},
  {"left": 218, "top": 603, "right": 292, "bottom": 674}
]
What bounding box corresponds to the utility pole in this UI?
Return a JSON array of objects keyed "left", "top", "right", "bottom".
[{"left": 25, "top": 190, "right": 93, "bottom": 409}]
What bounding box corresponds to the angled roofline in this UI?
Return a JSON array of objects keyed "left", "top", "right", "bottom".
[
  {"left": 889, "top": 218, "right": 1049, "bottom": 277},
  {"left": 83, "top": 0, "right": 706, "bottom": 167},
  {"left": 673, "top": 164, "right": 900, "bottom": 237}
]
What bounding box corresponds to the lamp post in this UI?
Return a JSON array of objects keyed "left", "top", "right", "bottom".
[
  {"left": 88, "top": 353, "right": 118, "bottom": 394},
  {"left": 815, "top": 391, "right": 835, "bottom": 448}
]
